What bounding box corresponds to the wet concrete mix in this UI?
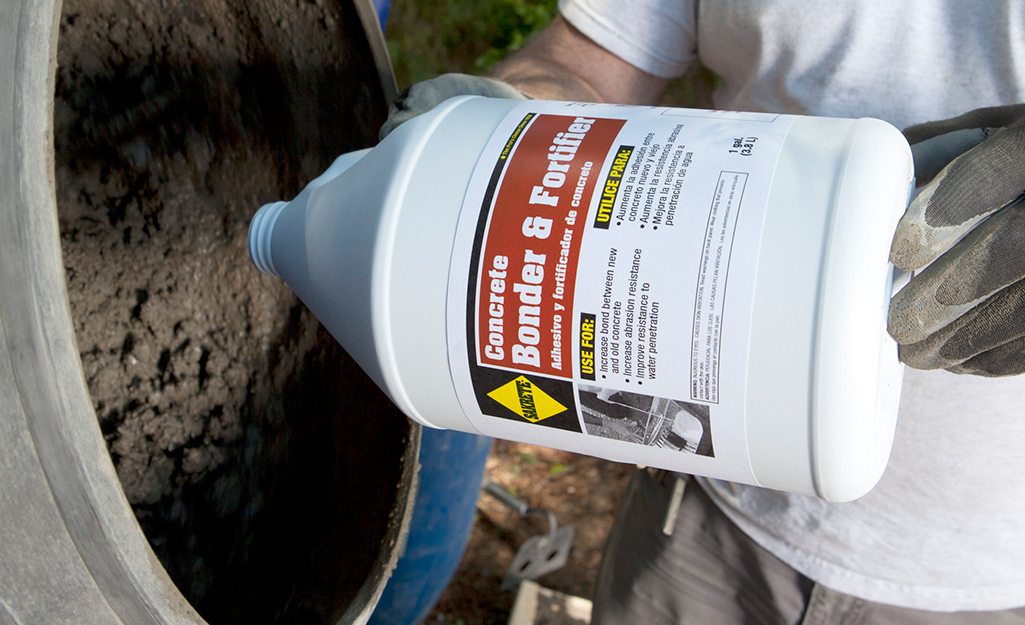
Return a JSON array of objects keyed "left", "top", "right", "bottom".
[{"left": 54, "top": 0, "right": 410, "bottom": 622}]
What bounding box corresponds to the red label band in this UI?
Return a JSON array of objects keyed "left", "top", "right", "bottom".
[{"left": 476, "top": 113, "right": 625, "bottom": 379}]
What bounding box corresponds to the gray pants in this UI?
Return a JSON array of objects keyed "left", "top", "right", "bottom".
[{"left": 592, "top": 468, "right": 1025, "bottom": 625}]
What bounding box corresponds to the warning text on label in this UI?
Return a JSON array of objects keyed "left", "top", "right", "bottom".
[{"left": 691, "top": 171, "right": 747, "bottom": 404}]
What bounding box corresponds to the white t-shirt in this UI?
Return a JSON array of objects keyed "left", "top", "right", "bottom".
[{"left": 560, "top": 0, "right": 1025, "bottom": 612}]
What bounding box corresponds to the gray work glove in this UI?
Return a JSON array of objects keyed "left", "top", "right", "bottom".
[
  {"left": 379, "top": 73, "right": 530, "bottom": 140},
  {"left": 888, "top": 105, "right": 1025, "bottom": 377}
]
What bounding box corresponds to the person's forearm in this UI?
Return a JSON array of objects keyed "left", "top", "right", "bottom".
[
  {"left": 490, "top": 54, "right": 603, "bottom": 102},
  {"left": 490, "top": 15, "right": 669, "bottom": 105}
]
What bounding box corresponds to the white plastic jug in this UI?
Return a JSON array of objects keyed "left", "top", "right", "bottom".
[{"left": 249, "top": 96, "right": 914, "bottom": 502}]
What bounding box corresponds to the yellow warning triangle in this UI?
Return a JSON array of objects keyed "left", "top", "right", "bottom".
[{"left": 487, "top": 376, "right": 567, "bottom": 423}]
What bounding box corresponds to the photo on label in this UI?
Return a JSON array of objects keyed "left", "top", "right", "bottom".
[{"left": 577, "top": 384, "right": 714, "bottom": 457}]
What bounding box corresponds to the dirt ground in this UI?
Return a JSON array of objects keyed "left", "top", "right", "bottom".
[{"left": 424, "top": 442, "right": 633, "bottom": 625}]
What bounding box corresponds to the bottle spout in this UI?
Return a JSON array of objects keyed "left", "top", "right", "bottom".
[
  {"left": 248, "top": 201, "right": 290, "bottom": 277},
  {"left": 249, "top": 149, "right": 371, "bottom": 278}
]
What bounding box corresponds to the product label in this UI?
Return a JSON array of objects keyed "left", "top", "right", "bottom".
[{"left": 447, "top": 101, "right": 794, "bottom": 482}]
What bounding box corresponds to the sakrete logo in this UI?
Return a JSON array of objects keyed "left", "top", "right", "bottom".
[{"left": 487, "top": 375, "right": 567, "bottom": 423}]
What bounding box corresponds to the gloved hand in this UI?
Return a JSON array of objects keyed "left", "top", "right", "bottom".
[
  {"left": 379, "top": 73, "right": 529, "bottom": 140},
  {"left": 888, "top": 104, "right": 1025, "bottom": 377}
]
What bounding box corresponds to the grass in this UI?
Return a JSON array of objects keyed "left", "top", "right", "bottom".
[{"left": 384, "top": 0, "right": 558, "bottom": 89}]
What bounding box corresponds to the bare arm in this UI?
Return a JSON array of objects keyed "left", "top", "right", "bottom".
[{"left": 490, "top": 15, "right": 670, "bottom": 105}]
